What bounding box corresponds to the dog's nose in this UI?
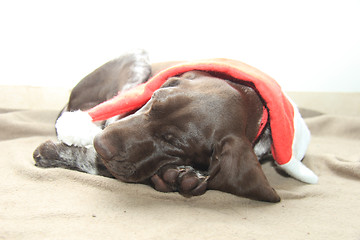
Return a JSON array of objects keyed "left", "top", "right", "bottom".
[{"left": 93, "top": 134, "right": 116, "bottom": 160}]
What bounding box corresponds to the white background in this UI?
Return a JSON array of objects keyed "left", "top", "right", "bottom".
[{"left": 1, "top": 0, "right": 359, "bottom": 92}]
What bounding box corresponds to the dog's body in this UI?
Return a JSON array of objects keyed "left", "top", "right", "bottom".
[{"left": 33, "top": 50, "right": 297, "bottom": 202}]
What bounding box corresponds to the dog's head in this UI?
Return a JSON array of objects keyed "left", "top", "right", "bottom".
[
  {"left": 94, "top": 71, "right": 236, "bottom": 180},
  {"left": 94, "top": 70, "right": 280, "bottom": 202}
]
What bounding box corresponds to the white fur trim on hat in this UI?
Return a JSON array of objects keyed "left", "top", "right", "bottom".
[
  {"left": 278, "top": 157, "right": 318, "bottom": 184},
  {"left": 55, "top": 111, "right": 102, "bottom": 148},
  {"left": 278, "top": 95, "right": 318, "bottom": 184}
]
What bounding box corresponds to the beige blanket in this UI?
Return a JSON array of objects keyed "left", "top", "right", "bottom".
[{"left": 1, "top": 86, "right": 359, "bottom": 240}]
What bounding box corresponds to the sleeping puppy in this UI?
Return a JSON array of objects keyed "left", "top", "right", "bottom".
[{"left": 34, "top": 50, "right": 285, "bottom": 202}]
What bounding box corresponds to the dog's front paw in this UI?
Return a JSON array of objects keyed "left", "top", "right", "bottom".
[
  {"left": 150, "top": 165, "right": 179, "bottom": 193},
  {"left": 151, "top": 165, "right": 208, "bottom": 197},
  {"left": 176, "top": 166, "right": 208, "bottom": 197},
  {"left": 33, "top": 140, "right": 61, "bottom": 168}
]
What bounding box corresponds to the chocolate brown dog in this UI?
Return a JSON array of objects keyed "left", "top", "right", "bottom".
[{"left": 34, "top": 50, "right": 281, "bottom": 202}]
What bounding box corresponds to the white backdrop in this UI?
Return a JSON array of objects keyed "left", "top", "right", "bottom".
[{"left": 1, "top": 0, "right": 359, "bottom": 92}]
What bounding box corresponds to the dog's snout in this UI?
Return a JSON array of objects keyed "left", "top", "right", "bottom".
[{"left": 94, "top": 134, "right": 116, "bottom": 160}]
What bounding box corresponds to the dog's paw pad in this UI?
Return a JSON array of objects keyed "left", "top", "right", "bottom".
[
  {"left": 153, "top": 165, "right": 208, "bottom": 196},
  {"left": 179, "top": 172, "right": 199, "bottom": 191},
  {"left": 189, "top": 180, "right": 207, "bottom": 196},
  {"left": 151, "top": 165, "right": 181, "bottom": 192},
  {"left": 177, "top": 166, "right": 208, "bottom": 197},
  {"left": 162, "top": 168, "right": 181, "bottom": 184},
  {"left": 151, "top": 174, "right": 174, "bottom": 192}
]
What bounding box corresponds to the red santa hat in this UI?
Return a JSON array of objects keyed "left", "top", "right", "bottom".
[{"left": 56, "top": 59, "right": 318, "bottom": 184}]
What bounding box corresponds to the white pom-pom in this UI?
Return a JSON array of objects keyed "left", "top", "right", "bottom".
[{"left": 55, "top": 111, "right": 102, "bottom": 147}]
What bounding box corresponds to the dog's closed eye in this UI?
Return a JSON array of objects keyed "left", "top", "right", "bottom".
[
  {"left": 161, "top": 133, "right": 182, "bottom": 148},
  {"left": 162, "top": 133, "right": 175, "bottom": 142},
  {"left": 157, "top": 127, "right": 183, "bottom": 147},
  {"left": 161, "top": 78, "right": 181, "bottom": 88}
]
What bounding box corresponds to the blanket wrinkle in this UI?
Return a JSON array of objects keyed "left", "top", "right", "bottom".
[
  {"left": 1, "top": 86, "right": 360, "bottom": 240},
  {"left": 0, "top": 110, "right": 57, "bottom": 141},
  {"left": 306, "top": 114, "right": 360, "bottom": 139},
  {"left": 328, "top": 156, "right": 360, "bottom": 180}
]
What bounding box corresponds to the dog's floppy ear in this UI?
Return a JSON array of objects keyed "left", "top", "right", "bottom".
[{"left": 207, "top": 136, "right": 280, "bottom": 202}]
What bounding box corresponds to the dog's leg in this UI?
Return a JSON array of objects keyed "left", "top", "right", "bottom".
[
  {"left": 66, "top": 49, "right": 151, "bottom": 112},
  {"left": 151, "top": 165, "right": 208, "bottom": 197},
  {"left": 33, "top": 140, "right": 113, "bottom": 178}
]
